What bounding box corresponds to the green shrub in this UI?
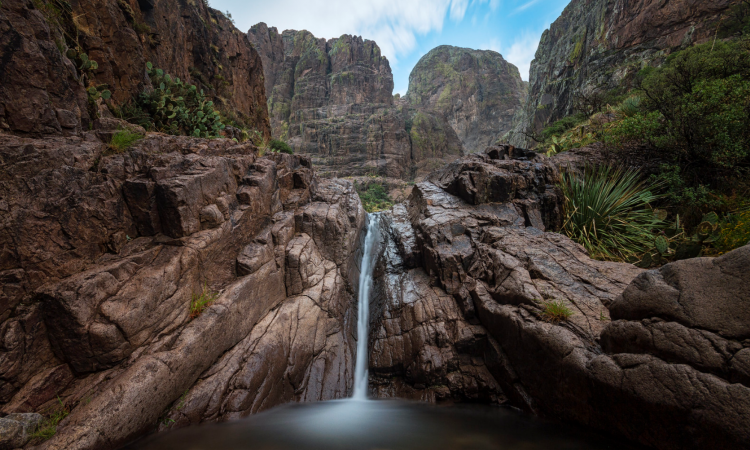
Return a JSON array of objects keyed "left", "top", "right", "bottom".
[
  {"left": 714, "top": 211, "right": 750, "bottom": 254},
  {"left": 616, "top": 95, "right": 642, "bottom": 118},
  {"left": 540, "top": 300, "right": 574, "bottom": 323},
  {"left": 108, "top": 128, "right": 143, "bottom": 153},
  {"left": 190, "top": 284, "right": 219, "bottom": 319},
  {"left": 120, "top": 62, "right": 226, "bottom": 138},
  {"left": 357, "top": 182, "right": 393, "bottom": 213},
  {"left": 269, "top": 139, "right": 293, "bottom": 154},
  {"left": 560, "top": 165, "right": 663, "bottom": 261},
  {"left": 606, "top": 40, "right": 750, "bottom": 207},
  {"left": 541, "top": 113, "right": 588, "bottom": 141}
]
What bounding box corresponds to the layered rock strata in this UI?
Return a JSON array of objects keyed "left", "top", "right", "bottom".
[
  {"left": 508, "top": 0, "right": 740, "bottom": 147},
  {"left": 369, "top": 145, "right": 750, "bottom": 449},
  {"left": 0, "top": 0, "right": 270, "bottom": 137},
  {"left": 406, "top": 46, "right": 527, "bottom": 152},
  {"left": 0, "top": 121, "right": 364, "bottom": 449},
  {"left": 247, "top": 23, "right": 464, "bottom": 179}
]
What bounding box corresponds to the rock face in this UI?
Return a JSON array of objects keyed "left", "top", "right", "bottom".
[
  {"left": 0, "top": 123, "right": 365, "bottom": 449},
  {"left": 247, "top": 23, "right": 464, "bottom": 179},
  {"left": 406, "top": 46, "right": 527, "bottom": 152},
  {"left": 0, "top": 0, "right": 270, "bottom": 137},
  {"left": 508, "top": 0, "right": 739, "bottom": 147},
  {"left": 369, "top": 146, "right": 750, "bottom": 449}
]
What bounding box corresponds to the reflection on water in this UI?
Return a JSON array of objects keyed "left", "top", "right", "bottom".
[{"left": 127, "top": 399, "right": 640, "bottom": 450}]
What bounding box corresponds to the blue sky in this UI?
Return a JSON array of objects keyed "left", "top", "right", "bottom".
[{"left": 209, "top": 0, "right": 571, "bottom": 95}]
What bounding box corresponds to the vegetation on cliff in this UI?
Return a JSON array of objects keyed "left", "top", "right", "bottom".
[{"left": 552, "top": 37, "right": 750, "bottom": 263}]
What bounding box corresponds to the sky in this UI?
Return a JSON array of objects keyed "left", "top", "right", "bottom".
[{"left": 209, "top": 0, "right": 571, "bottom": 95}]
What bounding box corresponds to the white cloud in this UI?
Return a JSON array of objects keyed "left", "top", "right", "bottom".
[
  {"left": 218, "top": 0, "right": 481, "bottom": 65},
  {"left": 503, "top": 31, "right": 542, "bottom": 81},
  {"left": 513, "top": 0, "right": 542, "bottom": 13}
]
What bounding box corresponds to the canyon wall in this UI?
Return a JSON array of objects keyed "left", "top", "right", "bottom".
[
  {"left": 406, "top": 45, "right": 527, "bottom": 152},
  {"left": 0, "top": 0, "right": 270, "bottom": 138},
  {"left": 247, "top": 23, "right": 467, "bottom": 180},
  {"left": 368, "top": 146, "right": 750, "bottom": 449},
  {"left": 508, "top": 0, "right": 741, "bottom": 147}
]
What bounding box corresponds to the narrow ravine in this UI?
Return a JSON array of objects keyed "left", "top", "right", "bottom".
[{"left": 353, "top": 214, "right": 381, "bottom": 400}]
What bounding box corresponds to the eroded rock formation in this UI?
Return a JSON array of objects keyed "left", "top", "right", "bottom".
[
  {"left": 0, "top": 120, "right": 365, "bottom": 449},
  {"left": 0, "top": 0, "right": 270, "bottom": 137},
  {"left": 406, "top": 46, "right": 527, "bottom": 152},
  {"left": 369, "top": 146, "right": 750, "bottom": 449},
  {"left": 508, "top": 0, "right": 740, "bottom": 147},
  {"left": 247, "top": 23, "right": 465, "bottom": 179}
]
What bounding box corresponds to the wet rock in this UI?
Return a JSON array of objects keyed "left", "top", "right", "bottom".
[
  {"left": 0, "top": 130, "right": 365, "bottom": 450},
  {"left": 370, "top": 147, "right": 750, "bottom": 449}
]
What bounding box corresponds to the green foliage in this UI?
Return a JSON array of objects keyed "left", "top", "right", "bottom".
[
  {"left": 30, "top": 397, "right": 69, "bottom": 441},
  {"left": 190, "top": 284, "right": 219, "bottom": 319},
  {"left": 269, "top": 139, "right": 293, "bottom": 154},
  {"left": 108, "top": 128, "right": 143, "bottom": 154},
  {"left": 616, "top": 95, "right": 641, "bottom": 118},
  {"left": 540, "top": 300, "right": 574, "bottom": 323},
  {"left": 714, "top": 210, "right": 750, "bottom": 255},
  {"left": 560, "top": 165, "right": 664, "bottom": 261},
  {"left": 541, "top": 113, "right": 588, "bottom": 141},
  {"left": 606, "top": 40, "right": 750, "bottom": 211},
  {"left": 356, "top": 182, "right": 393, "bottom": 213},
  {"left": 636, "top": 212, "right": 722, "bottom": 267},
  {"left": 120, "top": 63, "right": 227, "bottom": 138}
]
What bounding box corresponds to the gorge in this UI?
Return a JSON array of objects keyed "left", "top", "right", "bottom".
[{"left": 1, "top": 0, "right": 749, "bottom": 449}]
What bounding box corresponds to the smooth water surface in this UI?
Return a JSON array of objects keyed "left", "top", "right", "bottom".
[{"left": 128, "top": 399, "right": 640, "bottom": 450}]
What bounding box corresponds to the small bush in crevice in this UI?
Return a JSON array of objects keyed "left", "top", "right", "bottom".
[
  {"left": 269, "top": 139, "right": 293, "bottom": 154},
  {"left": 356, "top": 182, "right": 393, "bottom": 213},
  {"left": 540, "top": 300, "right": 574, "bottom": 323},
  {"left": 189, "top": 283, "right": 219, "bottom": 320},
  {"left": 119, "top": 62, "right": 226, "bottom": 138}
]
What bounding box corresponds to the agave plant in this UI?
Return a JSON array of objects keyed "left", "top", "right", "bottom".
[{"left": 560, "top": 165, "right": 664, "bottom": 261}]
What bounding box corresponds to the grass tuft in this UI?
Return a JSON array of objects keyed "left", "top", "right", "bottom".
[
  {"left": 190, "top": 283, "right": 219, "bottom": 319},
  {"left": 30, "top": 397, "right": 69, "bottom": 441},
  {"left": 541, "top": 300, "right": 574, "bottom": 323},
  {"left": 108, "top": 129, "right": 143, "bottom": 154}
]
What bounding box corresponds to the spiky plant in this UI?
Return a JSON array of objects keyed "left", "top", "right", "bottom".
[{"left": 560, "top": 165, "right": 663, "bottom": 261}]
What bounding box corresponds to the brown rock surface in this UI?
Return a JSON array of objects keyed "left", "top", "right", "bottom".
[
  {"left": 369, "top": 146, "right": 750, "bottom": 449},
  {"left": 0, "top": 0, "right": 269, "bottom": 137},
  {"left": 0, "top": 123, "right": 364, "bottom": 450}
]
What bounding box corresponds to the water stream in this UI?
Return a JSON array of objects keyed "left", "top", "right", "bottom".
[
  {"left": 352, "top": 213, "right": 380, "bottom": 400},
  {"left": 126, "top": 212, "right": 642, "bottom": 450}
]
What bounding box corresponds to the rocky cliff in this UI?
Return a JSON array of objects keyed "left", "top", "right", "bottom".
[
  {"left": 248, "top": 23, "right": 464, "bottom": 180},
  {"left": 406, "top": 46, "right": 526, "bottom": 152},
  {"left": 369, "top": 146, "right": 750, "bottom": 449},
  {"left": 0, "top": 0, "right": 270, "bottom": 137},
  {"left": 508, "top": 0, "right": 740, "bottom": 147},
  {"left": 0, "top": 126, "right": 364, "bottom": 450}
]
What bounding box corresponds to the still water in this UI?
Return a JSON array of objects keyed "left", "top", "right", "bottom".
[{"left": 128, "top": 399, "right": 640, "bottom": 450}]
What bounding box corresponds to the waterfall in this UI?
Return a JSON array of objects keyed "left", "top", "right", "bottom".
[{"left": 352, "top": 213, "right": 380, "bottom": 400}]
